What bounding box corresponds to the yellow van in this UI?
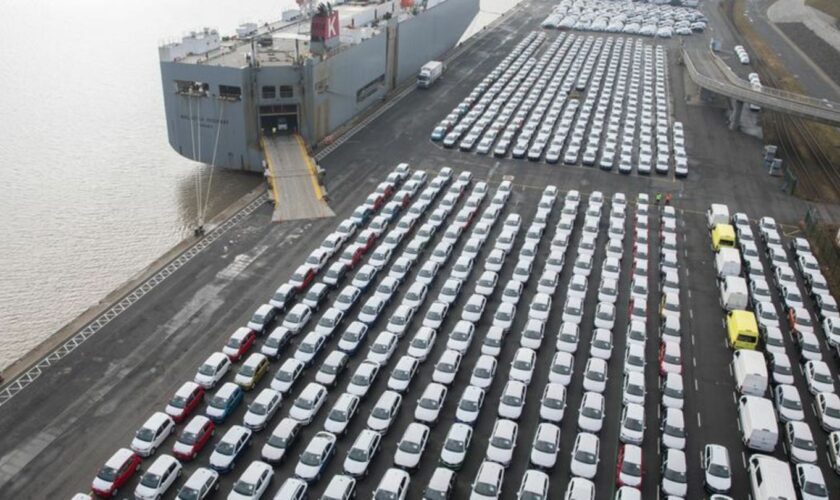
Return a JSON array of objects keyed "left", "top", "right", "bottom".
[
  {"left": 712, "top": 224, "right": 736, "bottom": 251},
  {"left": 727, "top": 310, "right": 759, "bottom": 349}
]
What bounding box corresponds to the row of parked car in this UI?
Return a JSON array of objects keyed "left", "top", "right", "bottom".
[
  {"left": 76, "top": 163, "right": 457, "bottom": 499},
  {"left": 431, "top": 30, "right": 687, "bottom": 176},
  {"left": 541, "top": 0, "right": 707, "bottom": 37},
  {"left": 707, "top": 203, "right": 839, "bottom": 500}
]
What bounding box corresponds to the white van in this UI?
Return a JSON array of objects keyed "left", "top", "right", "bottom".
[
  {"left": 720, "top": 276, "right": 749, "bottom": 311},
  {"left": 747, "top": 454, "right": 797, "bottom": 500},
  {"left": 707, "top": 203, "right": 730, "bottom": 229},
  {"left": 715, "top": 248, "right": 742, "bottom": 279},
  {"left": 738, "top": 395, "right": 778, "bottom": 452},
  {"left": 732, "top": 350, "right": 768, "bottom": 396}
]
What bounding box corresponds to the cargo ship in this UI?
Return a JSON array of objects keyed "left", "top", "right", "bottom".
[{"left": 159, "top": 0, "right": 480, "bottom": 172}]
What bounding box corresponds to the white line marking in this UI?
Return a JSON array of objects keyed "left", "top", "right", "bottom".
[
  {"left": 694, "top": 379, "right": 699, "bottom": 392},
  {"left": 741, "top": 451, "right": 747, "bottom": 469},
  {"left": 697, "top": 412, "right": 702, "bottom": 428}
]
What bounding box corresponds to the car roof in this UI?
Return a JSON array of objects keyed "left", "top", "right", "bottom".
[
  {"left": 324, "top": 475, "right": 356, "bottom": 495},
  {"left": 240, "top": 460, "right": 271, "bottom": 481},
  {"left": 665, "top": 448, "right": 686, "bottom": 469},
  {"left": 184, "top": 415, "right": 211, "bottom": 434},
  {"left": 216, "top": 382, "right": 240, "bottom": 398},
  {"left": 380, "top": 467, "right": 410, "bottom": 488},
  {"left": 144, "top": 411, "right": 172, "bottom": 429},
  {"left": 243, "top": 353, "right": 267, "bottom": 367},
  {"left": 183, "top": 467, "right": 218, "bottom": 489},
  {"left": 231, "top": 327, "right": 252, "bottom": 340},
  {"left": 105, "top": 448, "right": 136, "bottom": 468},
  {"left": 300, "top": 383, "right": 326, "bottom": 399},
  {"left": 147, "top": 454, "right": 179, "bottom": 473}
]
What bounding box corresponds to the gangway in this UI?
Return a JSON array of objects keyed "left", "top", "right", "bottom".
[{"left": 261, "top": 134, "right": 334, "bottom": 222}]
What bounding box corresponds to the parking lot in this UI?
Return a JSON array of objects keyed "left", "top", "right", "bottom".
[
  {"left": 2, "top": 0, "right": 839, "bottom": 498},
  {"left": 431, "top": 31, "right": 690, "bottom": 177}
]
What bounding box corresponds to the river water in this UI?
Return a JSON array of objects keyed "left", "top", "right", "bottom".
[{"left": 0, "top": 0, "right": 519, "bottom": 371}]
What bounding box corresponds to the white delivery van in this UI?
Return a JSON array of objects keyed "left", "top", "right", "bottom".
[
  {"left": 417, "top": 61, "right": 444, "bottom": 88},
  {"left": 715, "top": 248, "right": 742, "bottom": 279},
  {"left": 706, "top": 203, "right": 730, "bottom": 229},
  {"left": 738, "top": 395, "right": 778, "bottom": 452},
  {"left": 720, "top": 276, "right": 749, "bottom": 311},
  {"left": 747, "top": 454, "right": 797, "bottom": 500},
  {"left": 732, "top": 350, "right": 768, "bottom": 396}
]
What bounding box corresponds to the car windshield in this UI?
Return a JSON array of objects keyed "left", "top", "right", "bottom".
[
  {"left": 502, "top": 394, "right": 522, "bottom": 406},
  {"left": 504, "top": 288, "right": 518, "bottom": 298},
  {"left": 233, "top": 481, "right": 256, "bottom": 496},
  {"left": 708, "top": 463, "right": 729, "bottom": 478},
  {"left": 169, "top": 395, "right": 187, "bottom": 408},
  {"left": 375, "top": 490, "right": 400, "bottom": 500},
  {"left": 491, "top": 435, "right": 512, "bottom": 449},
  {"left": 474, "top": 481, "right": 498, "bottom": 496},
  {"left": 782, "top": 397, "right": 801, "bottom": 410},
  {"left": 626, "top": 418, "right": 644, "bottom": 431},
  {"left": 665, "top": 467, "right": 686, "bottom": 483},
  {"left": 582, "top": 406, "right": 601, "bottom": 419},
  {"left": 513, "top": 359, "right": 532, "bottom": 370},
  {"left": 794, "top": 437, "right": 816, "bottom": 450},
  {"left": 575, "top": 449, "right": 596, "bottom": 464},
  {"left": 96, "top": 465, "right": 119, "bottom": 482},
  {"left": 239, "top": 365, "right": 256, "bottom": 377},
  {"left": 216, "top": 441, "right": 237, "bottom": 455},
  {"left": 623, "top": 460, "right": 641, "bottom": 476},
  {"left": 343, "top": 329, "right": 361, "bottom": 342},
  {"left": 566, "top": 305, "right": 581, "bottom": 315},
  {"left": 251, "top": 313, "right": 266, "bottom": 324},
  {"left": 198, "top": 363, "right": 217, "bottom": 376},
  {"left": 286, "top": 312, "right": 301, "bottom": 323},
  {"left": 438, "top": 361, "right": 454, "bottom": 372},
  {"left": 140, "top": 473, "right": 161, "bottom": 488},
  {"left": 453, "top": 330, "right": 471, "bottom": 341},
  {"left": 445, "top": 438, "right": 465, "bottom": 453},
  {"left": 250, "top": 402, "right": 268, "bottom": 415},
  {"left": 136, "top": 428, "right": 156, "bottom": 441},
  {"left": 399, "top": 440, "right": 422, "bottom": 453},
  {"left": 420, "top": 396, "right": 440, "bottom": 409},
  {"left": 267, "top": 434, "right": 289, "bottom": 448},
  {"left": 300, "top": 342, "right": 317, "bottom": 354},
  {"left": 372, "top": 342, "right": 390, "bottom": 354},
  {"left": 320, "top": 316, "right": 336, "bottom": 328},
  {"left": 351, "top": 373, "right": 371, "bottom": 385},
  {"left": 301, "top": 451, "right": 323, "bottom": 466},
  {"left": 814, "top": 372, "right": 832, "bottom": 383},
  {"left": 803, "top": 481, "right": 828, "bottom": 496},
  {"left": 372, "top": 406, "right": 392, "bottom": 419},
  {"left": 587, "top": 369, "right": 605, "bottom": 381},
  {"left": 411, "top": 337, "right": 428, "bottom": 348},
  {"left": 665, "top": 423, "right": 684, "bottom": 437},
  {"left": 177, "top": 487, "right": 201, "bottom": 500},
  {"left": 226, "top": 337, "right": 241, "bottom": 349},
  {"left": 297, "top": 398, "right": 315, "bottom": 410},
  {"left": 825, "top": 405, "right": 840, "bottom": 418},
  {"left": 535, "top": 439, "right": 556, "bottom": 453}
]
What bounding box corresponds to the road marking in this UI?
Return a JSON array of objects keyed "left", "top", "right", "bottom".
[
  {"left": 689, "top": 309, "right": 694, "bottom": 319},
  {"left": 691, "top": 334, "right": 695, "bottom": 347},
  {"left": 697, "top": 412, "right": 702, "bottom": 428},
  {"left": 732, "top": 392, "right": 738, "bottom": 405},
  {"left": 692, "top": 357, "right": 697, "bottom": 367},
  {"left": 741, "top": 451, "right": 747, "bottom": 469},
  {"left": 694, "top": 379, "right": 699, "bottom": 391}
]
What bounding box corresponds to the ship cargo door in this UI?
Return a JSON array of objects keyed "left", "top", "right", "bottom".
[{"left": 259, "top": 104, "right": 299, "bottom": 135}]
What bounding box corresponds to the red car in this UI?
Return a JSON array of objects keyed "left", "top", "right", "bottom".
[
  {"left": 364, "top": 193, "right": 385, "bottom": 212},
  {"left": 615, "top": 444, "right": 643, "bottom": 488},
  {"left": 164, "top": 381, "right": 205, "bottom": 423},
  {"left": 223, "top": 327, "right": 256, "bottom": 362},
  {"left": 289, "top": 265, "right": 316, "bottom": 292},
  {"left": 355, "top": 229, "right": 377, "bottom": 254},
  {"left": 659, "top": 341, "right": 682, "bottom": 376},
  {"left": 339, "top": 244, "right": 365, "bottom": 270},
  {"left": 394, "top": 192, "right": 412, "bottom": 209},
  {"left": 91, "top": 448, "right": 142, "bottom": 497},
  {"left": 375, "top": 181, "right": 395, "bottom": 200},
  {"left": 172, "top": 415, "right": 215, "bottom": 461}
]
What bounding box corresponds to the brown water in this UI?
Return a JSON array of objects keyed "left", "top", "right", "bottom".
[{"left": 0, "top": 0, "right": 517, "bottom": 370}]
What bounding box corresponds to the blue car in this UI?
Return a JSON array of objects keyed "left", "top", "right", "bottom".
[
  {"left": 350, "top": 205, "right": 372, "bottom": 226},
  {"left": 431, "top": 126, "right": 447, "bottom": 142},
  {"left": 205, "top": 382, "right": 243, "bottom": 423}
]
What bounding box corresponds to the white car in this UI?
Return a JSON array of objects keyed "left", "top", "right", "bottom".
[
  {"left": 786, "top": 421, "right": 818, "bottom": 463},
  {"left": 816, "top": 393, "right": 840, "bottom": 431},
  {"left": 424, "top": 301, "right": 450, "bottom": 329},
  {"left": 590, "top": 329, "right": 613, "bottom": 360},
  {"left": 209, "top": 425, "right": 252, "bottom": 473},
  {"left": 616, "top": 444, "right": 643, "bottom": 489},
  {"left": 133, "top": 454, "right": 182, "bottom": 500},
  {"left": 416, "top": 260, "right": 441, "bottom": 285},
  {"left": 583, "top": 358, "right": 608, "bottom": 393},
  {"left": 598, "top": 278, "right": 618, "bottom": 304},
  {"left": 456, "top": 385, "right": 485, "bottom": 424},
  {"left": 805, "top": 361, "right": 835, "bottom": 395},
  {"left": 567, "top": 274, "right": 588, "bottom": 299},
  {"left": 563, "top": 296, "right": 584, "bottom": 325},
  {"left": 315, "top": 350, "right": 348, "bottom": 387},
  {"left": 619, "top": 403, "right": 645, "bottom": 445},
  {"left": 243, "top": 388, "right": 282, "bottom": 431},
  {"left": 481, "top": 326, "right": 505, "bottom": 357},
  {"left": 194, "top": 352, "right": 232, "bottom": 389},
  {"left": 578, "top": 392, "right": 605, "bottom": 433},
  {"left": 702, "top": 444, "right": 732, "bottom": 493},
  {"left": 537, "top": 270, "right": 559, "bottom": 295},
  {"left": 394, "top": 422, "right": 431, "bottom": 470},
  {"left": 539, "top": 382, "right": 566, "bottom": 423},
  {"left": 485, "top": 249, "right": 507, "bottom": 273},
  {"left": 529, "top": 293, "right": 552, "bottom": 322},
  {"left": 295, "top": 431, "right": 336, "bottom": 482},
  {"left": 520, "top": 319, "right": 545, "bottom": 349},
  {"left": 177, "top": 468, "right": 220, "bottom": 500},
  {"left": 289, "top": 383, "right": 327, "bottom": 425},
  {"left": 661, "top": 448, "right": 687, "bottom": 497},
  {"left": 622, "top": 372, "right": 645, "bottom": 406},
  {"left": 775, "top": 384, "right": 805, "bottom": 422},
  {"left": 433, "top": 349, "right": 462, "bottom": 385},
  {"left": 448, "top": 320, "right": 476, "bottom": 353},
  {"left": 549, "top": 350, "right": 575, "bottom": 386},
  {"left": 367, "top": 391, "right": 402, "bottom": 433},
  {"left": 333, "top": 286, "right": 361, "bottom": 313},
  {"left": 795, "top": 463, "right": 829, "bottom": 500},
  {"left": 229, "top": 461, "right": 273, "bottom": 500},
  {"left": 386, "top": 305, "right": 415, "bottom": 337},
  {"left": 347, "top": 361, "right": 380, "bottom": 398},
  {"left": 358, "top": 296, "right": 387, "bottom": 325},
  {"left": 388, "top": 355, "right": 420, "bottom": 392},
  {"left": 415, "top": 382, "right": 447, "bottom": 424},
  {"left": 440, "top": 422, "right": 473, "bottom": 470},
  {"left": 293, "top": 331, "right": 326, "bottom": 366},
  {"left": 282, "top": 304, "right": 312, "bottom": 334},
  {"left": 407, "top": 326, "right": 436, "bottom": 361},
  {"left": 270, "top": 358, "right": 305, "bottom": 394},
  {"left": 131, "top": 412, "right": 175, "bottom": 457},
  {"left": 402, "top": 282, "right": 427, "bottom": 310},
  {"left": 530, "top": 423, "right": 562, "bottom": 469},
  {"left": 471, "top": 461, "right": 504, "bottom": 500},
  {"left": 475, "top": 271, "right": 499, "bottom": 296},
  {"left": 498, "top": 380, "right": 527, "bottom": 420},
  {"left": 343, "top": 429, "right": 380, "bottom": 477},
  {"left": 324, "top": 393, "right": 359, "bottom": 435},
  {"left": 374, "top": 468, "right": 410, "bottom": 499},
  {"left": 662, "top": 373, "right": 685, "bottom": 410},
  {"left": 593, "top": 302, "right": 616, "bottom": 330},
  {"left": 486, "top": 418, "right": 518, "bottom": 467},
  {"left": 570, "top": 432, "right": 600, "bottom": 479},
  {"left": 451, "top": 255, "right": 474, "bottom": 280},
  {"left": 367, "top": 331, "right": 399, "bottom": 365},
  {"left": 470, "top": 355, "right": 498, "bottom": 389},
  {"left": 337, "top": 322, "right": 368, "bottom": 355},
  {"left": 491, "top": 300, "right": 517, "bottom": 331}
]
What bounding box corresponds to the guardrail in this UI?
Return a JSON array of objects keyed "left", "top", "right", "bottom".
[{"left": 682, "top": 47, "right": 840, "bottom": 126}]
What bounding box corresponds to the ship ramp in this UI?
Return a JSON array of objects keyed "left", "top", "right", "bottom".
[{"left": 262, "top": 134, "right": 334, "bottom": 222}]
